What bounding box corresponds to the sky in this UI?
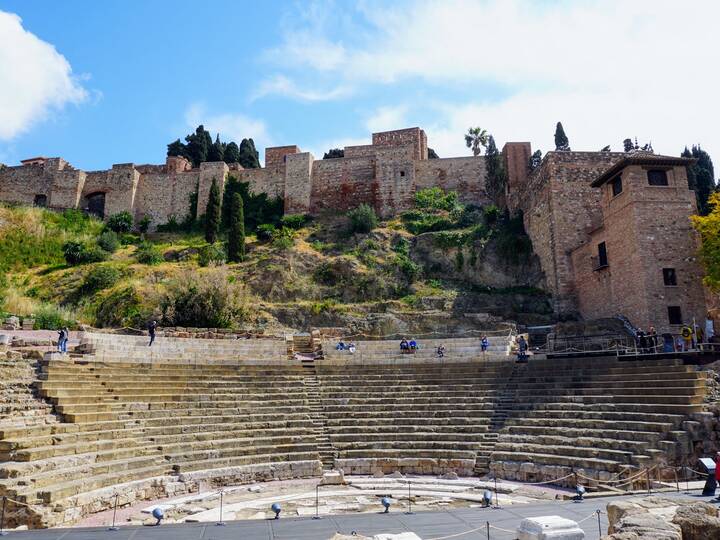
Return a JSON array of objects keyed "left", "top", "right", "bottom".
[{"left": 0, "top": 0, "right": 718, "bottom": 172}]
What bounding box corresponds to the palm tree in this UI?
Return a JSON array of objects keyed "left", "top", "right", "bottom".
[{"left": 465, "top": 127, "right": 489, "bottom": 157}]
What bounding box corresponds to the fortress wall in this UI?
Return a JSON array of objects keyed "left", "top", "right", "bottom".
[
  {"left": 196, "top": 162, "right": 229, "bottom": 219},
  {"left": 309, "top": 156, "right": 376, "bottom": 214},
  {"left": 232, "top": 168, "right": 285, "bottom": 199},
  {"left": 372, "top": 127, "right": 428, "bottom": 160},
  {"left": 284, "top": 152, "right": 314, "bottom": 214},
  {"left": 0, "top": 164, "right": 53, "bottom": 205},
  {"left": 415, "top": 156, "right": 490, "bottom": 207},
  {"left": 373, "top": 145, "right": 416, "bottom": 217},
  {"left": 519, "top": 152, "right": 623, "bottom": 315},
  {"left": 343, "top": 145, "right": 377, "bottom": 158},
  {"left": 49, "top": 167, "right": 85, "bottom": 209},
  {"left": 82, "top": 165, "right": 140, "bottom": 218},
  {"left": 134, "top": 170, "right": 200, "bottom": 227}
]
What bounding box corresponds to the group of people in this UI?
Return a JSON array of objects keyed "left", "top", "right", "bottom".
[
  {"left": 400, "top": 338, "right": 419, "bottom": 353},
  {"left": 335, "top": 341, "right": 357, "bottom": 354},
  {"left": 635, "top": 317, "right": 716, "bottom": 354},
  {"left": 56, "top": 327, "right": 70, "bottom": 353}
]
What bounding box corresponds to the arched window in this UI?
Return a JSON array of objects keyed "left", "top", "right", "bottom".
[{"left": 84, "top": 192, "right": 106, "bottom": 219}]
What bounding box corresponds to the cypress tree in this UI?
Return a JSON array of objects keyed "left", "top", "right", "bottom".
[
  {"left": 227, "top": 192, "right": 245, "bottom": 262},
  {"left": 204, "top": 178, "right": 221, "bottom": 244},
  {"left": 224, "top": 141, "right": 240, "bottom": 164},
  {"left": 485, "top": 135, "right": 505, "bottom": 200},
  {"left": 207, "top": 134, "right": 225, "bottom": 162},
  {"left": 554, "top": 122, "right": 570, "bottom": 151},
  {"left": 528, "top": 150, "right": 542, "bottom": 170},
  {"left": 238, "top": 138, "right": 261, "bottom": 168}
]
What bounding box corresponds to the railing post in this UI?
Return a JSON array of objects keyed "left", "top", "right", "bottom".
[
  {"left": 108, "top": 493, "right": 119, "bottom": 531},
  {"left": 0, "top": 496, "right": 6, "bottom": 537},
  {"left": 596, "top": 509, "right": 602, "bottom": 538},
  {"left": 313, "top": 484, "right": 321, "bottom": 520}
]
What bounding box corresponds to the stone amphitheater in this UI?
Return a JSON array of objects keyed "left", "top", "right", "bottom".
[{"left": 0, "top": 330, "right": 717, "bottom": 531}]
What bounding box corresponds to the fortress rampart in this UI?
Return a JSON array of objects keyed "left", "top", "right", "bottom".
[
  {"left": 0, "top": 127, "right": 488, "bottom": 227},
  {"left": 0, "top": 127, "right": 708, "bottom": 332}
]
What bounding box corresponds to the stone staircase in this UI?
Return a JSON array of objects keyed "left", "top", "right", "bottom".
[{"left": 474, "top": 362, "right": 528, "bottom": 474}]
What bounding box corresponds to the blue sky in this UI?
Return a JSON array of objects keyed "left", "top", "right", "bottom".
[{"left": 0, "top": 0, "right": 718, "bottom": 172}]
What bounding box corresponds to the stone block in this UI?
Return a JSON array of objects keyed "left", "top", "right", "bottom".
[{"left": 517, "top": 515, "right": 584, "bottom": 540}]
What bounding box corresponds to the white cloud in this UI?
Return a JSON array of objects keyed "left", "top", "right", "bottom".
[
  {"left": 184, "top": 103, "right": 272, "bottom": 157},
  {"left": 365, "top": 105, "right": 409, "bottom": 133},
  {"left": 0, "top": 11, "right": 87, "bottom": 140},
  {"left": 251, "top": 75, "right": 350, "bottom": 102},
  {"left": 267, "top": 0, "right": 720, "bottom": 164}
]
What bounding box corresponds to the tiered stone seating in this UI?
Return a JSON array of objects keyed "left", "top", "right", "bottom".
[
  {"left": 77, "top": 332, "right": 287, "bottom": 364},
  {"left": 488, "top": 357, "right": 707, "bottom": 485},
  {"left": 0, "top": 358, "right": 321, "bottom": 528},
  {"left": 321, "top": 336, "right": 511, "bottom": 363},
  {"left": 316, "top": 362, "right": 514, "bottom": 476}
]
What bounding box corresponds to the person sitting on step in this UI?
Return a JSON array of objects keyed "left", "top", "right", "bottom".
[{"left": 400, "top": 338, "right": 409, "bottom": 353}]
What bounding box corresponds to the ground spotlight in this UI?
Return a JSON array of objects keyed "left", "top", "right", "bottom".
[
  {"left": 152, "top": 507, "right": 164, "bottom": 526},
  {"left": 482, "top": 490, "right": 493, "bottom": 507},
  {"left": 271, "top": 503, "right": 281, "bottom": 519},
  {"left": 574, "top": 485, "right": 585, "bottom": 502},
  {"left": 381, "top": 497, "right": 391, "bottom": 513}
]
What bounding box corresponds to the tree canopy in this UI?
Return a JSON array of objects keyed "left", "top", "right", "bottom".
[
  {"left": 166, "top": 126, "right": 260, "bottom": 169},
  {"left": 528, "top": 150, "right": 542, "bottom": 171},
  {"left": 323, "top": 148, "right": 344, "bottom": 159},
  {"left": 427, "top": 147, "right": 439, "bottom": 159},
  {"left": 691, "top": 191, "right": 720, "bottom": 291},
  {"left": 485, "top": 135, "right": 505, "bottom": 201},
  {"left": 554, "top": 122, "right": 570, "bottom": 151},
  {"left": 683, "top": 145, "right": 716, "bottom": 215},
  {"left": 465, "top": 127, "right": 488, "bottom": 156}
]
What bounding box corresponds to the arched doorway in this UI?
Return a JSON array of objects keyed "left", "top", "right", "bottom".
[
  {"left": 85, "top": 192, "right": 106, "bottom": 219},
  {"left": 33, "top": 194, "right": 48, "bottom": 207}
]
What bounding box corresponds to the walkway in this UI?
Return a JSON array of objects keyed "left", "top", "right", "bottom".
[{"left": 8, "top": 491, "right": 711, "bottom": 540}]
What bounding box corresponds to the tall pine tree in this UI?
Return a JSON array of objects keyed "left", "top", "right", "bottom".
[
  {"left": 185, "top": 125, "right": 213, "bottom": 167},
  {"left": 227, "top": 192, "right": 245, "bottom": 262},
  {"left": 204, "top": 178, "right": 221, "bottom": 244},
  {"left": 554, "top": 122, "right": 571, "bottom": 151}
]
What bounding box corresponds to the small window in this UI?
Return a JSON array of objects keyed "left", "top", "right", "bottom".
[
  {"left": 647, "top": 169, "right": 668, "bottom": 186},
  {"left": 663, "top": 268, "right": 677, "bottom": 286},
  {"left": 611, "top": 176, "right": 623, "bottom": 197},
  {"left": 668, "top": 306, "right": 683, "bottom": 325},
  {"left": 400, "top": 170, "right": 405, "bottom": 177},
  {"left": 597, "top": 241, "right": 608, "bottom": 268},
  {"left": 33, "top": 194, "right": 47, "bottom": 207}
]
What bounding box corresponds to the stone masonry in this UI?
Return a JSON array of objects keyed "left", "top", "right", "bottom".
[{"left": 0, "top": 127, "right": 709, "bottom": 331}]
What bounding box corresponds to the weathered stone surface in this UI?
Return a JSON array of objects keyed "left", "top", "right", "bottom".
[{"left": 671, "top": 502, "right": 720, "bottom": 540}]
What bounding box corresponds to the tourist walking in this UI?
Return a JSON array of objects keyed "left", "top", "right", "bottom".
[
  {"left": 480, "top": 336, "right": 489, "bottom": 353},
  {"left": 436, "top": 344, "right": 445, "bottom": 359},
  {"left": 57, "top": 328, "right": 66, "bottom": 353},
  {"left": 517, "top": 335, "right": 528, "bottom": 362},
  {"left": 148, "top": 320, "right": 157, "bottom": 346}
]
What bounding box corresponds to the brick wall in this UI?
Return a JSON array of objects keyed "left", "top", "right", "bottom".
[
  {"left": 310, "top": 157, "right": 376, "bottom": 214},
  {"left": 134, "top": 171, "right": 199, "bottom": 227},
  {"left": 265, "top": 146, "right": 300, "bottom": 172},
  {"left": 372, "top": 128, "right": 428, "bottom": 160},
  {"left": 284, "top": 152, "right": 314, "bottom": 214},
  {"left": 415, "top": 156, "right": 490, "bottom": 207}
]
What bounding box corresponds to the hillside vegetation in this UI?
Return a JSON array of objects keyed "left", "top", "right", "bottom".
[{"left": 0, "top": 188, "right": 552, "bottom": 335}]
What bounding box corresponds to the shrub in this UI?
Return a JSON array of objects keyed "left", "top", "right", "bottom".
[
  {"left": 483, "top": 205, "right": 501, "bottom": 225},
  {"left": 106, "top": 211, "right": 134, "bottom": 233},
  {"left": 347, "top": 204, "right": 378, "bottom": 234},
  {"left": 33, "top": 304, "right": 75, "bottom": 330},
  {"left": 160, "top": 268, "right": 250, "bottom": 328},
  {"left": 198, "top": 243, "right": 226, "bottom": 267},
  {"left": 281, "top": 214, "right": 308, "bottom": 230},
  {"left": 156, "top": 215, "right": 182, "bottom": 233},
  {"left": 256, "top": 223, "right": 276, "bottom": 242},
  {"left": 94, "top": 285, "right": 149, "bottom": 328},
  {"left": 414, "top": 187, "right": 459, "bottom": 211},
  {"left": 97, "top": 230, "right": 120, "bottom": 253},
  {"left": 393, "top": 254, "right": 420, "bottom": 282},
  {"left": 138, "top": 215, "right": 151, "bottom": 234},
  {"left": 271, "top": 227, "right": 296, "bottom": 250},
  {"left": 83, "top": 265, "right": 121, "bottom": 292},
  {"left": 135, "top": 242, "right": 163, "bottom": 265},
  {"left": 63, "top": 241, "right": 109, "bottom": 265}
]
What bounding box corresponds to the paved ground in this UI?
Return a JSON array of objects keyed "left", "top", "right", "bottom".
[{"left": 8, "top": 491, "right": 716, "bottom": 540}]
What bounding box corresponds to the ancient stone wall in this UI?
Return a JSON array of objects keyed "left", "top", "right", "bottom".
[
  {"left": 134, "top": 170, "right": 199, "bottom": 227},
  {"left": 309, "top": 156, "right": 376, "bottom": 214},
  {"left": 572, "top": 163, "right": 706, "bottom": 332},
  {"left": 415, "top": 156, "right": 489, "bottom": 207},
  {"left": 372, "top": 127, "right": 427, "bottom": 160},
  {"left": 284, "top": 152, "right": 314, "bottom": 214}
]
